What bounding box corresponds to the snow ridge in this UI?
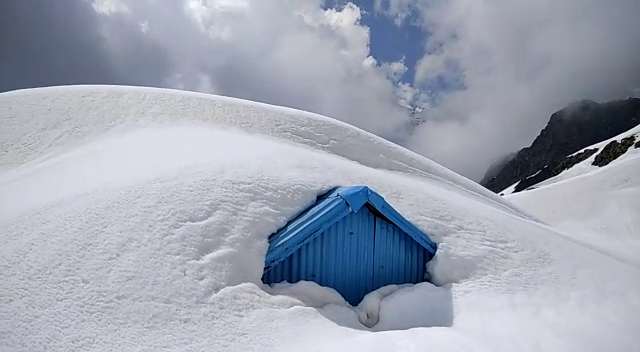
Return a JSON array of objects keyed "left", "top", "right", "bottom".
[{"left": 0, "top": 85, "right": 524, "bottom": 219}]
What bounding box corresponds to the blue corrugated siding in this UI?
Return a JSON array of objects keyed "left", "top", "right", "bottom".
[
  {"left": 263, "top": 205, "right": 430, "bottom": 305},
  {"left": 372, "top": 216, "right": 426, "bottom": 289},
  {"left": 264, "top": 205, "right": 376, "bottom": 304}
]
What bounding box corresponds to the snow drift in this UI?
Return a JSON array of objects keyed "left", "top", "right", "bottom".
[{"left": 1, "top": 86, "right": 639, "bottom": 351}]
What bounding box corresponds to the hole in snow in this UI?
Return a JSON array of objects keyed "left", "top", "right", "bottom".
[{"left": 265, "top": 281, "right": 453, "bottom": 331}]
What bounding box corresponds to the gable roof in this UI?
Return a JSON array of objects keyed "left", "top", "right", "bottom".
[{"left": 265, "top": 185, "right": 437, "bottom": 268}]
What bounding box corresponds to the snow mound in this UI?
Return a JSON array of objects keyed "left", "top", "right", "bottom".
[
  {"left": 0, "top": 85, "right": 518, "bottom": 217},
  {"left": 507, "top": 125, "right": 640, "bottom": 266},
  {"left": 1, "top": 86, "right": 639, "bottom": 351}
]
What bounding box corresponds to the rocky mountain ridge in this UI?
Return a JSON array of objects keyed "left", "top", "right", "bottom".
[{"left": 482, "top": 97, "right": 640, "bottom": 192}]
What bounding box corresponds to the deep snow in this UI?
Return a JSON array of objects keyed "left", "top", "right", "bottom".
[
  {"left": 1, "top": 86, "right": 639, "bottom": 351},
  {"left": 507, "top": 125, "right": 640, "bottom": 266}
]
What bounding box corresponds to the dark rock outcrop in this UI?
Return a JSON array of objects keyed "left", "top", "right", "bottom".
[
  {"left": 592, "top": 136, "right": 636, "bottom": 167},
  {"left": 482, "top": 98, "right": 640, "bottom": 192},
  {"left": 483, "top": 152, "right": 517, "bottom": 186},
  {"left": 513, "top": 148, "right": 599, "bottom": 192}
]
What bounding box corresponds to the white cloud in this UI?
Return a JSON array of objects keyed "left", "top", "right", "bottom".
[
  {"left": 415, "top": 53, "right": 451, "bottom": 86},
  {"left": 139, "top": 21, "right": 149, "bottom": 34},
  {"left": 183, "top": 0, "right": 250, "bottom": 41},
  {"left": 373, "top": 0, "right": 415, "bottom": 26},
  {"left": 323, "top": 2, "right": 361, "bottom": 28},
  {"left": 89, "top": 0, "right": 413, "bottom": 139},
  {"left": 92, "top": 0, "right": 129, "bottom": 15},
  {"left": 381, "top": 58, "right": 408, "bottom": 82},
  {"left": 406, "top": 0, "right": 640, "bottom": 180}
]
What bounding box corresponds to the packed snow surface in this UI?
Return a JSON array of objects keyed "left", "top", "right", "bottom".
[
  {"left": 508, "top": 125, "right": 640, "bottom": 266},
  {"left": 1, "top": 86, "right": 639, "bottom": 351}
]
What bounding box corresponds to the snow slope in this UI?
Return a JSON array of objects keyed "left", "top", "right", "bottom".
[
  {"left": 507, "top": 126, "right": 640, "bottom": 266},
  {"left": 1, "top": 86, "right": 639, "bottom": 352}
]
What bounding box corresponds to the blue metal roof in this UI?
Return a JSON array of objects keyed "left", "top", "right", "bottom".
[{"left": 265, "top": 185, "right": 437, "bottom": 268}]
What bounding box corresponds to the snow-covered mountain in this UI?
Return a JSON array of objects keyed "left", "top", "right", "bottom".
[
  {"left": 482, "top": 98, "right": 640, "bottom": 192},
  {"left": 1, "top": 86, "right": 639, "bottom": 352},
  {"left": 506, "top": 125, "right": 640, "bottom": 266}
]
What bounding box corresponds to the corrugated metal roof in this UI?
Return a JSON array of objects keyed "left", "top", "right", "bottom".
[{"left": 265, "top": 185, "right": 437, "bottom": 268}]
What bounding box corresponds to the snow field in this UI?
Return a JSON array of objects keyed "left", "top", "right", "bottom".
[
  {"left": 0, "top": 86, "right": 639, "bottom": 351},
  {"left": 507, "top": 125, "right": 640, "bottom": 265}
]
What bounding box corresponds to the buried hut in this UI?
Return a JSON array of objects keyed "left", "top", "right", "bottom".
[{"left": 262, "top": 186, "right": 437, "bottom": 305}]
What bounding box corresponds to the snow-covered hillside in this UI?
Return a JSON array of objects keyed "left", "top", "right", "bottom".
[
  {"left": 1, "top": 86, "right": 639, "bottom": 351},
  {"left": 507, "top": 125, "right": 640, "bottom": 266}
]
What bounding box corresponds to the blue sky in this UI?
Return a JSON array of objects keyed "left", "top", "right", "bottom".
[
  {"left": 358, "top": 2, "right": 425, "bottom": 84},
  {"left": 327, "top": 0, "right": 425, "bottom": 84}
]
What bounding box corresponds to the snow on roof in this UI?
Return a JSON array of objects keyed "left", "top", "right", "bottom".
[{"left": 1, "top": 86, "right": 639, "bottom": 351}]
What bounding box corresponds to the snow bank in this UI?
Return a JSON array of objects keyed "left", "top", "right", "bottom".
[
  {"left": 1, "top": 86, "right": 639, "bottom": 351},
  {"left": 507, "top": 125, "right": 640, "bottom": 265},
  {"left": 357, "top": 283, "right": 452, "bottom": 330}
]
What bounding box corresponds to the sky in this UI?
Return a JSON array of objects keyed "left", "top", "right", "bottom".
[{"left": 1, "top": 0, "right": 639, "bottom": 180}]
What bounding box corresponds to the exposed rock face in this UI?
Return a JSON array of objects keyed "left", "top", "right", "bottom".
[
  {"left": 513, "top": 148, "right": 599, "bottom": 192},
  {"left": 482, "top": 152, "right": 517, "bottom": 186},
  {"left": 482, "top": 98, "right": 640, "bottom": 192},
  {"left": 592, "top": 136, "right": 636, "bottom": 167}
]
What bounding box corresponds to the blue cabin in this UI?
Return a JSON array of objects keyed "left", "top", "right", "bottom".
[{"left": 262, "top": 186, "right": 437, "bottom": 305}]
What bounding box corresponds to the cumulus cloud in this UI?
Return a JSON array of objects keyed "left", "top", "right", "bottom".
[
  {"left": 405, "top": 0, "right": 640, "bottom": 179},
  {"left": 380, "top": 58, "right": 408, "bottom": 82}
]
